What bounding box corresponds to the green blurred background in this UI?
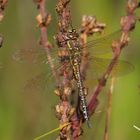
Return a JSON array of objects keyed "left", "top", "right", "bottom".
[{"left": 0, "top": 0, "right": 140, "bottom": 140}]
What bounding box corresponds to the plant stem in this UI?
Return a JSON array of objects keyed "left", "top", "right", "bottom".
[{"left": 104, "top": 77, "right": 115, "bottom": 140}]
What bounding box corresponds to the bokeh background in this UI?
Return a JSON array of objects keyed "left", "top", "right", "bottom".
[{"left": 0, "top": 0, "right": 140, "bottom": 140}]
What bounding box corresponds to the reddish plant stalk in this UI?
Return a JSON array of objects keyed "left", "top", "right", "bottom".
[
  {"left": 103, "top": 77, "right": 115, "bottom": 140},
  {"left": 33, "top": 0, "right": 57, "bottom": 79},
  {"left": 0, "top": 0, "right": 7, "bottom": 21},
  {"left": 0, "top": 0, "right": 8, "bottom": 47},
  {"left": 55, "top": 0, "right": 75, "bottom": 139}
]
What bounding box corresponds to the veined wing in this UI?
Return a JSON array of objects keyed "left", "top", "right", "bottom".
[
  {"left": 23, "top": 63, "right": 67, "bottom": 93},
  {"left": 83, "top": 29, "right": 121, "bottom": 56},
  {"left": 83, "top": 57, "right": 134, "bottom": 82},
  {"left": 12, "top": 46, "right": 59, "bottom": 65},
  {"left": 23, "top": 72, "right": 57, "bottom": 94},
  {"left": 23, "top": 72, "right": 51, "bottom": 93}
]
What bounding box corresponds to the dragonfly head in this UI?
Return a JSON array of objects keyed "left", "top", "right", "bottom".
[{"left": 67, "top": 28, "right": 79, "bottom": 40}]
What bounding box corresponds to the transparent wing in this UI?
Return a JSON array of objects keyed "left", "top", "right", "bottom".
[
  {"left": 84, "top": 57, "right": 134, "bottom": 82},
  {"left": 23, "top": 72, "right": 51, "bottom": 93},
  {"left": 12, "top": 46, "right": 59, "bottom": 65},
  {"left": 23, "top": 72, "right": 55, "bottom": 94},
  {"left": 82, "top": 30, "right": 121, "bottom": 56},
  {"left": 23, "top": 62, "right": 67, "bottom": 94}
]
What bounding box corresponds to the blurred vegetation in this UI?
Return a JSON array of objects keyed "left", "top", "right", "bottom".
[{"left": 0, "top": 0, "right": 140, "bottom": 140}]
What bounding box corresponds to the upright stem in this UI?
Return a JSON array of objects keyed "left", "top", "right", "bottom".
[
  {"left": 55, "top": 0, "right": 75, "bottom": 139},
  {"left": 0, "top": 0, "right": 8, "bottom": 47},
  {"left": 0, "top": 0, "right": 8, "bottom": 21},
  {"left": 34, "top": 0, "right": 57, "bottom": 80},
  {"left": 104, "top": 77, "right": 115, "bottom": 140}
]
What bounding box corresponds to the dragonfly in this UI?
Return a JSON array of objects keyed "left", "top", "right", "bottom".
[
  {"left": 13, "top": 29, "right": 134, "bottom": 127},
  {"left": 12, "top": 29, "right": 133, "bottom": 84},
  {"left": 62, "top": 29, "right": 92, "bottom": 126}
]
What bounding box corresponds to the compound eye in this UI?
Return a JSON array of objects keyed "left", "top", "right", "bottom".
[
  {"left": 71, "top": 29, "right": 76, "bottom": 33},
  {"left": 72, "top": 29, "right": 76, "bottom": 32},
  {"left": 68, "top": 29, "right": 72, "bottom": 33}
]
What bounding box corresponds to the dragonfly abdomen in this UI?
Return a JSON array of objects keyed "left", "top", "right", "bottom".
[{"left": 76, "top": 69, "right": 89, "bottom": 122}]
